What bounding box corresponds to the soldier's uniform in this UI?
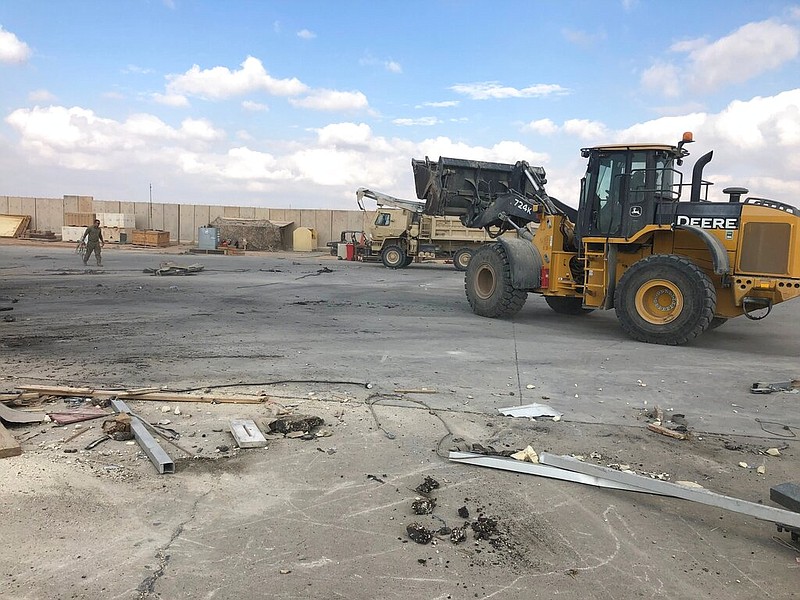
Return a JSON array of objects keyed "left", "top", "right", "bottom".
[{"left": 82, "top": 224, "right": 104, "bottom": 266}]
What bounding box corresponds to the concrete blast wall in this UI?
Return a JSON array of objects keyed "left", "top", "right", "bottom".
[{"left": 0, "top": 195, "right": 378, "bottom": 249}]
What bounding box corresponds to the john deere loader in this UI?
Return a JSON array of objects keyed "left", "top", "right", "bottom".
[{"left": 412, "top": 133, "right": 800, "bottom": 345}]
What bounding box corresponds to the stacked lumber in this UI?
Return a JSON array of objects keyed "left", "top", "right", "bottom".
[{"left": 0, "top": 214, "right": 31, "bottom": 238}]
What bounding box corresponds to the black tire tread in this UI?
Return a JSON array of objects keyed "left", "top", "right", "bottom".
[
  {"left": 544, "top": 295, "right": 594, "bottom": 316},
  {"left": 465, "top": 244, "right": 527, "bottom": 318},
  {"left": 614, "top": 254, "right": 715, "bottom": 345}
]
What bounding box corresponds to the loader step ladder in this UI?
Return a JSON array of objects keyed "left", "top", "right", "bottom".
[{"left": 581, "top": 249, "right": 607, "bottom": 303}]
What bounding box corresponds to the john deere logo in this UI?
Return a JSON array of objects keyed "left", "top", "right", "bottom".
[{"left": 630, "top": 206, "right": 642, "bottom": 217}]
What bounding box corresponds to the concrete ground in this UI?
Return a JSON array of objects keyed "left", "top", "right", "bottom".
[{"left": 1, "top": 240, "right": 798, "bottom": 600}]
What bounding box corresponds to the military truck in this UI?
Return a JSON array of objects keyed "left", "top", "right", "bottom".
[{"left": 355, "top": 188, "right": 503, "bottom": 270}]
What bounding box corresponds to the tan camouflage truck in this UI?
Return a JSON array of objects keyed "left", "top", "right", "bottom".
[{"left": 355, "top": 188, "right": 499, "bottom": 270}]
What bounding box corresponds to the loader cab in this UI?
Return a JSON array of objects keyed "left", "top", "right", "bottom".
[{"left": 576, "top": 142, "right": 686, "bottom": 241}]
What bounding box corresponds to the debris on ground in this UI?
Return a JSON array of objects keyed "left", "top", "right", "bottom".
[
  {"left": 143, "top": 262, "right": 205, "bottom": 276},
  {"left": 646, "top": 405, "right": 689, "bottom": 440},
  {"left": 366, "top": 474, "right": 386, "bottom": 484},
  {"left": 411, "top": 497, "right": 436, "bottom": 515},
  {"left": 414, "top": 476, "right": 440, "bottom": 495},
  {"left": 229, "top": 418, "right": 267, "bottom": 448},
  {"left": 406, "top": 522, "right": 434, "bottom": 544},
  {"left": 102, "top": 414, "right": 134, "bottom": 441},
  {"left": 266, "top": 414, "right": 324, "bottom": 435},
  {"left": 498, "top": 403, "right": 562, "bottom": 419},
  {"left": 449, "top": 526, "right": 467, "bottom": 543},
  {"left": 750, "top": 379, "right": 800, "bottom": 394},
  {"left": 457, "top": 506, "right": 470, "bottom": 519},
  {"left": 510, "top": 445, "right": 539, "bottom": 463}
]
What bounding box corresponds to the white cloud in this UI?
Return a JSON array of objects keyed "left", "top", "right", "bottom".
[
  {"left": 28, "top": 89, "right": 56, "bottom": 103},
  {"left": 297, "top": 29, "right": 316, "bottom": 40},
  {"left": 242, "top": 100, "right": 268, "bottom": 112},
  {"left": 152, "top": 92, "right": 190, "bottom": 107},
  {"left": 393, "top": 117, "right": 440, "bottom": 126},
  {"left": 450, "top": 81, "right": 569, "bottom": 100},
  {"left": 417, "top": 100, "right": 460, "bottom": 108},
  {"left": 4, "top": 106, "right": 223, "bottom": 170},
  {"left": 523, "top": 118, "right": 608, "bottom": 141},
  {"left": 289, "top": 89, "right": 369, "bottom": 112},
  {"left": 167, "top": 56, "right": 308, "bottom": 100},
  {"left": 640, "top": 62, "right": 681, "bottom": 98},
  {"left": 523, "top": 118, "right": 559, "bottom": 135},
  {"left": 686, "top": 20, "right": 800, "bottom": 93},
  {"left": 642, "top": 19, "right": 800, "bottom": 96},
  {"left": 6, "top": 89, "right": 800, "bottom": 209},
  {"left": 359, "top": 54, "right": 403, "bottom": 74},
  {"left": 0, "top": 26, "right": 31, "bottom": 64},
  {"left": 123, "top": 64, "right": 154, "bottom": 75}
]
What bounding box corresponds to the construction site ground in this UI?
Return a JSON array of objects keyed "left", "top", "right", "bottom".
[{"left": 1, "top": 240, "right": 798, "bottom": 600}]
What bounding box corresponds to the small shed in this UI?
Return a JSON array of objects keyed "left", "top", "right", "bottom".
[
  {"left": 210, "top": 217, "right": 292, "bottom": 251},
  {"left": 292, "top": 227, "right": 318, "bottom": 252}
]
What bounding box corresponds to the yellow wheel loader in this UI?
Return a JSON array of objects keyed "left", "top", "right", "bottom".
[{"left": 412, "top": 133, "right": 800, "bottom": 345}]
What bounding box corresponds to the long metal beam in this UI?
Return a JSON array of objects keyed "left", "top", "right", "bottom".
[
  {"left": 111, "top": 399, "right": 175, "bottom": 474},
  {"left": 539, "top": 452, "right": 800, "bottom": 529}
]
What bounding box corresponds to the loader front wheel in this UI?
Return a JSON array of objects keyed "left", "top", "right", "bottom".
[
  {"left": 544, "top": 296, "right": 594, "bottom": 315},
  {"left": 465, "top": 243, "right": 527, "bottom": 318},
  {"left": 615, "top": 255, "right": 715, "bottom": 345},
  {"left": 453, "top": 247, "right": 473, "bottom": 271},
  {"left": 381, "top": 245, "right": 407, "bottom": 269}
]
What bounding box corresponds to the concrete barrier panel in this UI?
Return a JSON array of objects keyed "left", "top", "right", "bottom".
[
  {"left": 179, "top": 205, "right": 195, "bottom": 242},
  {"left": 209, "top": 205, "right": 226, "bottom": 224},
  {"left": 8, "top": 197, "right": 24, "bottom": 215},
  {"left": 255, "top": 207, "right": 270, "bottom": 220},
  {"left": 194, "top": 205, "right": 210, "bottom": 231},
  {"left": 223, "top": 206, "right": 240, "bottom": 217},
  {"left": 0, "top": 197, "right": 9, "bottom": 214},
  {"left": 240, "top": 206, "right": 255, "bottom": 219},
  {"left": 162, "top": 204, "right": 179, "bottom": 240},
  {"left": 133, "top": 202, "right": 152, "bottom": 230},
  {"left": 36, "top": 198, "right": 64, "bottom": 232},
  {"left": 62, "top": 195, "right": 79, "bottom": 213}
]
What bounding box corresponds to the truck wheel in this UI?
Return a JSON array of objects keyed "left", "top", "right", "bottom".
[
  {"left": 465, "top": 243, "right": 527, "bottom": 318},
  {"left": 614, "top": 254, "right": 715, "bottom": 345},
  {"left": 544, "top": 296, "right": 594, "bottom": 315},
  {"left": 453, "top": 248, "right": 473, "bottom": 271},
  {"left": 381, "top": 245, "right": 407, "bottom": 269}
]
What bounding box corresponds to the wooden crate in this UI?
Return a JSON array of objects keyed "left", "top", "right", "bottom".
[{"left": 131, "top": 229, "right": 170, "bottom": 247}]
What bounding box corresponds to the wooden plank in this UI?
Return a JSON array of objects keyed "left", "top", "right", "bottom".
[
  {"left": 647, "top": 423, "right": 689, "bottom": 440},
  {"left": 16, "top": 384, "right": 267, "bottom": 404},
  {"left": 0, "top": 422, "right": 22, "bottom": 458},
  {"left": 230, "top": 419, "right": 268, "bottom": 448}
]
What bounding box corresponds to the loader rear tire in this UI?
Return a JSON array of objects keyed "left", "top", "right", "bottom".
[
  {"left": 403, "top": 256, "right": 414, "bottom": 267},
  {"left": 544, "top": 296, "right": 594, "bottom": 315},
  {"left": 465, "top": 243, "right": 527, "bottom": 318},
  {"left": 381, "top": 245, "right": 407, "bottom": 269},
  {"left": 707, "top": 317, "right": 728, "bottom": 330},
  {"left": 453, "top": 247, "right": 473, "bottom": 271},
  {"left": 614, "top": 254, "right": 715, "bottom": 345}
]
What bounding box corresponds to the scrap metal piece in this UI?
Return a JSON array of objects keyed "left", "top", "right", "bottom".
[
  {"left": 750, "top": 380, "right": 800, "bottom": 394},
  {"left": 448, "top": 451, "right": 660, "bottom": 494},
  {"left": 111, "top": 399, "right": 175, "bottom": 474},
  {"left": 539, "top": 453, "right": 800, "bottom": 529},
  {"left": 0, "top": 402, "right": 46, "bottom": 424},
  {"left": 498, "top": 403, "right": 561, "bottom": 419}
]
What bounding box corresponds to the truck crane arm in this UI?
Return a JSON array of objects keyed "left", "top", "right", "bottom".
[{"left": 356, "top": 187, "right": 426, "bottom": 213}]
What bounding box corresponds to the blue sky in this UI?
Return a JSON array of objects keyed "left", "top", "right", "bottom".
[{"left": 1, "top": 1, "right": 799, "bottom": 209}]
